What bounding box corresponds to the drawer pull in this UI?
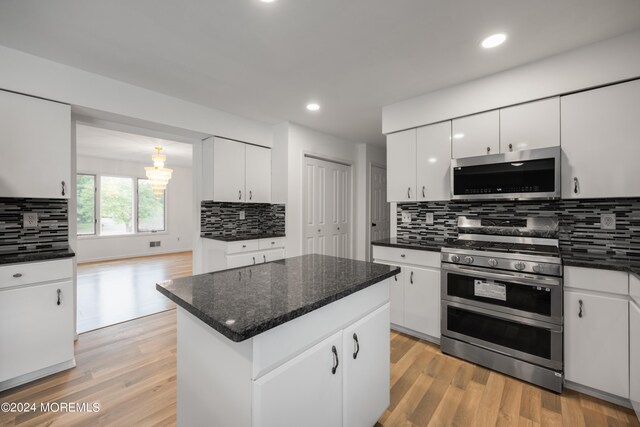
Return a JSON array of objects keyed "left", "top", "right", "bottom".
[
  {"left": 263, "top": 255, "right": 266, "bottom": 263},
  {"left": 57, "top": 289, "right": 61, "bottom": 306},
  {"left": 252, "top": 257, "right": 256, "bottom": 265},
  {"left": 13, "top": 273, "right": 23, "bottom": 278},
  {"left": 271, "top": 241, "right": 275, "bottom": 245},
  {"left": 242, "top": 245, "right": 247, "bottom": 248},
  {"left": 400, "top": 254, "right": 406, "bottom": 258}
]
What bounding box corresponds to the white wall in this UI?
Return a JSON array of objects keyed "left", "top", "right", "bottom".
[
  {"left": 0, "top": 45, "right": 272, "bottom": 147},
  {"left": 383, "top": 30, "right": 640, "bottom": 134},
  {"left": 75, "top": 156, "right": 193, "bottom": 263}
]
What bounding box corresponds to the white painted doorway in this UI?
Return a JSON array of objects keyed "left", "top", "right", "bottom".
[
  {"left": 370, "top": 165, "right": 390, "bottom": 259},
  {"left": 303, "top": 156, "right": 351, "bottom": 257}
]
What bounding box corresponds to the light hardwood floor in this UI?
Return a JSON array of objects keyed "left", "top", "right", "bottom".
[
  {"left": 77, "top": 251, "right": 192, "bottom": 333},
  {"left": 1, "top": 309, "right": 637, "bottom": 426}
]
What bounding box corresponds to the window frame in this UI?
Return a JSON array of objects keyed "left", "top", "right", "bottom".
[
  {"left": 76, "top": 173, "right": 97, "bottom": 236},
  {"left": 76, "top": 172, "right": 169, "bottom": 238},
  {"left": 136, "top": 178, "right": 167, "bottom": 233}
]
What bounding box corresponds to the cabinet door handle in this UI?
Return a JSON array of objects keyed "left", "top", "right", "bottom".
[
  {"left": 271, "top": 241, "right": 275, "bottom": 245},
  {"left": 331, "top": 345, "right": 339, "bottom": 374},
  {"left": 486, "top": 146, "right": 491, "bottom": 154},
  {"left": 352, "top": 333, "right": 360, "bottom": 360},
  {"left": 238, "top": 190, "right": 242, "bottom": 200},
  {"left": 263, "top": 255, "right": 266, "bottom": 263},
  {"left": 12, "top": 273, "right": 22, "bottom": 278},
  {"left": 578, "top": 299, "right": 583, "bottom": 318},
  {"left": 57, "top": 289, "right": 61, "bottom": 306},
  {"left": 422, "top": 186, "right": 426, "bottom": 198},
  {"left": 61, "top": 181, "right": 66, "bottom": 196},
  {"left": 249, "top": 190, "right": 253, "bottom": 200},
  {"left": 508, "top": 143, "right": 513, "bottom": 152},
  {"left": 394, "top": 274, "right": 397, "bottom": 282},
  {"left": 573, "top": 177, "right": 579, "bottom": 194},
  {"left": 242, "top": 244, "right": 247, "bottom": 248},
  {"left": 407, "top": 187, "right": 411, "bottom": 198},
  {"left": 410, "top": 271, "right": 414, "bottom": 284},
  {"left": 252, "top": 256, "right": 256, "bottom": 265},
  {"left": 400, "top": 254, "right": 406, "bottom": 258}
]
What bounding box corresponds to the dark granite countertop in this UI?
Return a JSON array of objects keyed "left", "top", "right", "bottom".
[
  {"left": 201, "top": 233, "right": 286, "bottom": 242},
  {"left": 371, "top": 237, "right": 452, "bottom": 253},
  {"left": 0, "top": 248, "right": 75, "bottom": 265},
  {"left": 563, "top": 256, "right": 640, "bottom": 279},
  {"left": 156, "top": 254, "right": 399, "bottom": 342}
]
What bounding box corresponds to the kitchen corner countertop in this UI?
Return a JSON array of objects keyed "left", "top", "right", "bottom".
[
  {"left": 156, "top": 254, "right": 399, "bottom": 342},
  {"left": 0, "top": 248, "right": 75, "bottom": 265},
  {"left": 371, "top": 237, "right": 452, "bottom": 253},
  {"left": 200, "top": 232, "right": 286, "bottom": 242}
]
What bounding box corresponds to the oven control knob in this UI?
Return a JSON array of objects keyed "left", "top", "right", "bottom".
[
  {"left": 464, "top": 256, "right": 474, "bottom": 264},
  {"left": 514, "top": 262, "right": 526, "bottom": 271},
  {"left": 532, "top": 264, "right": 544, "bottom": 273},
  {"left": 450, "top": 255, "right": 460, "bottom": 263},
  {"left": 488, "top": 258, "right": 498, "bottom": 267}
]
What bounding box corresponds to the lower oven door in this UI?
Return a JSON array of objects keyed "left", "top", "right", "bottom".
[
  {"left": 441, "top": 263, "right": 562, "bottom": 323},
  {"left": 442, "top": 300, "right": 563, "bottom": 370}
]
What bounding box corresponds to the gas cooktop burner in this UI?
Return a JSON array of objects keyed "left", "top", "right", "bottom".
[{"left": 446, "top": 240, "right": 560, "bottom": 257}]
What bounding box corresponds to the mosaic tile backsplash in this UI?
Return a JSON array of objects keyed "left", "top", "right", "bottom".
[
  {"left": 201, "top": 201, "right": 285, "bottom": 238},
  {"left": 0, "top": 198, "right": 69, "bottom": 255},
  {"left": 396, "top": 199, "right": 640, "bottom": 268}
]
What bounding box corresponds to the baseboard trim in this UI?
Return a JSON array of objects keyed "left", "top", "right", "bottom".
[
  {"left": 77, "top": 249, "right": 192, "bottom": 264},
  {"left": 391, "top": 324, "right": 440, "bottom": 346},
  {"left": 0, "top": 358, "right": 76, "bottom": 392},
  {"left": 564, "top": 380, "right": 632, "bottom": 408}
]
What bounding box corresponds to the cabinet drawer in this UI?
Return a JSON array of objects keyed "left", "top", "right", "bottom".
[
  {"left": 564, "top": 266, "right": 628, "bottom": 295},
  {"left": 259, "top": 237, "right": 285, "bottom": 250},
  {"left": 0, "top": 259, "right": 73, "bottom": 290},
  {"left": 372, "top": 245, "right": 440, "bottom": 269},
  {"left": 226, "top": 253, "right": 261, "bottom": 269},
  {"left": 226, "top": 240, "right": 260, "bottom": 254}
]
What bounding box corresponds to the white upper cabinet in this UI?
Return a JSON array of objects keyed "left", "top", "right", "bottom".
[
  {"left": 500, "top": 97, "right": 560, "bottom": 153},
  {"left": 451, "top": 110, "right": 499, "bottom": 158},
  {"left": 386, "top": 129, "right": 416, "bottom": 202},
  {"left": 245, "top": 144, "right": 271, "bottom": 203},
  {"left": 212, "top": 137, "right": 272, "bottom": 203},
  {"left": 561, "top": 79, "right": 640, "bottom": 199},
  {"left": 0, "top": 90, "right": 70, "bottom": 199},
  {"left": 416, "top": 121, "right": 451, "bottom": 201}
]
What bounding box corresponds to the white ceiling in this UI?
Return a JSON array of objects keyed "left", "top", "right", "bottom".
[
  {"left": 1, "top": 1, "right": 639, "bottom": 146},
  {"left": 76, "top": 124, "right": 193, "bottom": 167}
]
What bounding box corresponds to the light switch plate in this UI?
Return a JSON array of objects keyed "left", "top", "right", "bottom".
[
  {"left": 601, "top": 213, "right": 616, "bottom": 230},
  {"left": 425, "top": 212, "right": 434, "bottom": 225},
  {"left": 401, "top": 212, "right": 411, "bottom": 223},
  {"left": 23, "top": 212, "right": 38, "bottom": 228},
  {"left": 239, "top": 210, "right": 246, "bottom": 220}
]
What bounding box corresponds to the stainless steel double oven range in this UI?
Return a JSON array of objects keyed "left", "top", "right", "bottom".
[{"left": 440, "top": 217, "right": 563, "bottom": 392}]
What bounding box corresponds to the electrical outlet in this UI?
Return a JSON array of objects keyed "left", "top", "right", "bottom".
[
  {"left": 23, "top": 212, "right": 38, "bottom": 228},
  {"left": 401, "top": 212, "right": 411, "bottom": 223},
  {"left": 239, "top": 210, "right": 246, "bottom": 220},
  {"left": 601, "top": 213, "right": 616, "bottom": 230},
  {"left": 425, "top": 212, "right": 434, "bottom": 225}
]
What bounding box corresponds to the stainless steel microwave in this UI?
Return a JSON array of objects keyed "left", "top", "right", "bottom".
[{"left": 450, "top": 146, "right": 561, "bottom": 201}]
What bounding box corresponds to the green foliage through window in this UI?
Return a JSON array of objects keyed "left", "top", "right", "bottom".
[
  {"left": 77, "top": 174, "right": 95, "bottom": 235},
  {"left": 100, "top": 176, "right": 134, "bottom": 235},
  {"left": 138, "top": 179, "right": 166, "bottom": 232}
]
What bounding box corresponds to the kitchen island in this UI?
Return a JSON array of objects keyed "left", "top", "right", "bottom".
[{"left": 157, "top": 254, "right": 399, "bottom": 427}]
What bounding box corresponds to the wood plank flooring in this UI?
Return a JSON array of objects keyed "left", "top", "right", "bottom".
[
  {"left": 77, "top": 252, "right": 192, "bottom": 333},
  {"left": 2, "top": 311, "right": 638, "bottom": 426}
]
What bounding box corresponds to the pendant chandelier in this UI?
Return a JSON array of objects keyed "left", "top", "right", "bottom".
[{"left": 145, "top": 146, "right": 173, "bottom": 196}]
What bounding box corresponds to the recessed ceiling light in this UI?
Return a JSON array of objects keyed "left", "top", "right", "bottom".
[
  {"left": 453, "top": 133, "right": 465, "bottom": 139},
  {"left": 260, "top": 0, "right": 276, "bottom": 3},
  {"left": 306, "top": 103, "right": 320, "bottom": 111},
  {"left": 481, "top": 33, "right": 507, "bottom": 49}
]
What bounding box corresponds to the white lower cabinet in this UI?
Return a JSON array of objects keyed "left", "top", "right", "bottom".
[
  {"left": 564, "top": 266, "right": 629, "bottom": 399},
  {"left": 201, "top": 237, "right": 286, "bottom": 273},
  {"left": 630, "top": 298, "right": 640, "bottom": 420},
  {"left": 253, "top": 331, "right": 343, "bottom": 427},
  {"left": 373, "top": 245, "right": 441, "bottom": 341},
  {"left": 342, "top": 305, "right": 390, "bottom": 427}
]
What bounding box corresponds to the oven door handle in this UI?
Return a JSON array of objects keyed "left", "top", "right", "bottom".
[{"left": 442, "top": 263, "right": 561, "bottom": 287}]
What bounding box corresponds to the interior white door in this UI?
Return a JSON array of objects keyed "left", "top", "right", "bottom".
[
  {"left": 370, "top": 165, "right": 390, "bottom": 258},
  {"left": 213, "top": 137, "right": 246, "bottom": 202},
  {"left": 245, "top": 144, "right": 271, "bottom": 203},
  {"left": 416, "top": 121, "right": 451, "bottom": 201},
  {"left": 386, "top": 129, "right": 416, "bottom": 202},
  {"left": 451, "top": 110, "right": 499, "bottom": 158},
  {"left": 404, "top": 267, "right": 441, "bottom": 338},
  {"left": 343, "top": 304, "right": 390, "bottom": 427},
  {"left": 253, "top": 331, "right": 343, "bottom": 427},
  {"left": 303, "top": 157, "right": 351, "bottom": 258}
]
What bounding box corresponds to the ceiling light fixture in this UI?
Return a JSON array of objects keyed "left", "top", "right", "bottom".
[
  {"left": 260, "top": 0, "right": 276, "bottom": 3},
  {"left": 453, "top": 133, "right": 465, "bottom": 139},
  {"left": 481, "top": 33, "right": 507, "bottom": 49},
  {"left": 144, "top": 146, "right": 173, "bottom": 197},
  {"left": 306, "top": 103, "right": 320, "bottom": 111}
]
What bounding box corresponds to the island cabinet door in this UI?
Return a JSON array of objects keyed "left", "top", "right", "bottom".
[
  {"left": 343, "top": 304, "right": 390, "bottom": 427},
  {"left": 253, "top": 331, "right": 343, "bottom": 427},
  {"left": 390, "top": 267, "right": 405, "bottom": 327}
]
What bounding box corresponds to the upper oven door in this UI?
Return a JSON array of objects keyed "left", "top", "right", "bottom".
[
  {"left": 441, "top": 263, "right": 562, "bottom": 324},
  {"left": 450, "top": 146, "right": 560, "bottom": 201}
]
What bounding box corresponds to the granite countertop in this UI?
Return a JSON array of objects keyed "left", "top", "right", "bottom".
[
  {"left": 156, "top": 254, "right": 399, "bottom": 342},
  {"left": 201, "top": 232, "right": 286, "bottom": 242},
  {"left": 371, "top": 237, "right": 453, "bottom": 253},
  {"left": 0, "top": 248, "right": 76, "bottom": 265}
]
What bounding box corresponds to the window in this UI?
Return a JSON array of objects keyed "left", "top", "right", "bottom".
[
  {"left": 77, "top": 174, "right": 96, "bottom": 235},
  {"left": 137, "top": 179, "right": 166, "bottom": 232},
  {"left": 100, "top": 176, "right": 134, "bottom": 235}
]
